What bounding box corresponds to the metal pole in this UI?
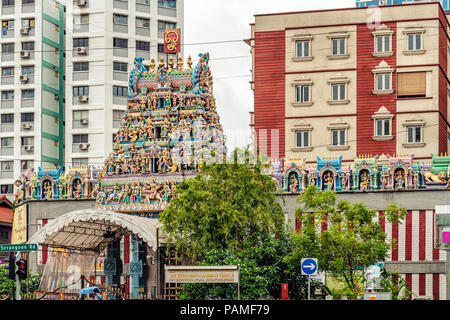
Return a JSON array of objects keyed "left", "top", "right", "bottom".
[
  {"left": 237, "top": 265, "right": 240, "bottom": 300},
  {"left": 156, "top": 228, "right": 159, "bottom": 299},
  {"left": 15, "top": 252, "right": 21, "bottom": 301},
  {"left": 308, "top": 276, "right": 310, "bottom": 300}
]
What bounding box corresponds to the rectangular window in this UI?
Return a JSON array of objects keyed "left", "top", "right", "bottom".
[
  {"left": 113, "top": 38, "right": 128, "bottom": 48},
  {"left": 21, "top": 65, "right": 34, "bottom": 75},
  {"left": 1, "top": 114, "right": 13, "bottom": 123},
  {"left": 296, "top": 130, "right": 310, "bottom": 148},
  {"left": 407, "top": 33, "right": 422, "bottom": 51},
  {"left": 376, "top": 35, "right": 391, "bottom": 53},
  {"left": 1, "top": 91, "right": 13, "bottom": 100},
  {"left": 2, "top": 43, "right": 14, "bottom": 53},
  {"left": 21, "top": 136, "right": 33, "bottom": 146},
  {"left": 73, "top": 110, "right": 88, "bottom": 120},
  {"left": 137, "top": 0, "right": 150, "bottom": 4},
  {"left": 136, "top": 17, "right": 150, "bottom": 28},
  {"left": 1, "top": 161, "right": 13, "bottom": 172},
  {"left": 376, "top": 119, "right": 391, "bottom": 136},
  {"left": 22, "top": 0, "right": 34, "bottom": 4},
  {"left": 1, "top": 67, "right": 13, "bottom": 77},
  {"left": 0, "top": 185, "right": 13, "bottom": 194},
  {"left": 73, "top": 62, "right": 89, "bottom": 72},
  {"left": 2, "top": 0, "right": 14, "bottom": 5},
  {"left": 21, "top": 18, "right": 34, "bottom": 29},
  {"left": 73, "top": 158, "right": 88, "bottom": 167},
  {"left": 1, "top": 137, "right": 13, "bottom": 147},
  {"left": 332, "top": 129, "right": 346, "bottom": 146},
  {"left": 73, "top": 86, "right": 89, "bottom": 96},
  {"left": 157, "top": 43, "right": 165, "bottom": 54},
  {"left": 74, "top": 14, "right": 89, "bottom": 25},
  {"left": 397, "top": 72, "right": 426, "bottom": 98},
  {"left": 158, "top": 21, "right": 176, "bottom": 33},
  {"left": 136, "top": 40, "right": 150, "bottom": 51},
  {"left": 295, "top": 85, "right": 310, "bottom": 103},
  {"left": 21, "top": 89, "right": 34, "bottom": 99},
  {"left": 407, "top": 126, "right": 422, "bottom": 144},
  {"left": 332, "top": 83, "right": 346, "bottom": 101},
  {"left": 113, "top": 14, "right": 128, "bottom": 25},
  {"left": 2, "top": 20, "right": 14, "bottom": 29},
  {"left": 332, "top": 38, "right": 346, "bottom": 55},
  {"left": 295, "top": 40, "right": 310, "bottom": 58},
  {"left": 21, "top": 112, "right": 33, "bottom": 122},
  {"left": 22, "top": 41, "right": 34, "bottom": 51},
  {"left": 376, "top": 73, "right": 391, "bottom": 91},
  {"left": 73, "top": 38, "right": 89, "bottom": 48},
  {"left": 158, "top": 0, "right": 176, "bottom": 8},
  {"left": 21, "top": 160, "right": 33, "bottom": 170},
  {"left": 113, "top": 110, "right": 123, "bottom": 128},
  {"left": 73, "top": 134, "right": 88, "bottom": 144},
  {"left": 113, "top": 85, "right": 127, "bottom": 97},
  {"left": 113, "top": 62, "right": 127, "bottom": 72}
]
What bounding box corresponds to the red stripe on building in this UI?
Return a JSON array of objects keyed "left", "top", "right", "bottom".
[
  {"left": 391, "top": 222, "right": 398, "bottom": 261},
  {"left": 321, "top": 214, "right": 328, "bottom": 232},
  {"left": 419, "top": 210, "right": 426, "bottom": 261},
  {"left": 433, "top": 274, "right": 440, "bottom": 300},
  {"left": 405, "top": 211, "right": 412, "bottom": 261},
  {"left": 432, "top": 211, "right": 440, "bottom": 260},
  {"left": 405, "top": 274, "right": 412, "bottom": 300},
  {"left": 419, "top": 274, "right": 426, "bottom": 296},
  {"left": 438, "top": 10, "right": 449, "bottom": 153},
  {"left": 295, "top": 217, "right": 302, "bottom": 233},
  {"left": 123, "top": 235, "right": 130, "bottom": 264},
  {"left": 253, "top": 30, "right": 285, "bottom": 159},
  {"left": 378, "top": 211, "right": 385, "bottom": 233},
  {"left": 42, "top": 219, "right": 48, "bottom": 265},
  {"left": 356, "top": 23, "right": 397, "bottom": 155}
]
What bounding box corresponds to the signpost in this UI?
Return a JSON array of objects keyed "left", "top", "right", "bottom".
[
  {"left": 0, "top": 243, "right": 37, "bottom": 252},
  {"left": 301, "top": 258, "right": 318, "bottom": 300}
]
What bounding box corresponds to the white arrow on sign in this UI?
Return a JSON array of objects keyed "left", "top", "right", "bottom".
[
  {"left": 301, "top": 258, "right": 318, "bottom": 275},
  {"left": 303, "top": 263, "right": 316, "bottom": 270}
]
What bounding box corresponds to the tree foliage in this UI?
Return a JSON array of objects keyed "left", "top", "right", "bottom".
[
  {"left": 0, "top": 264, "right": 41, "bottom": 298},
  {"left": 292, "top": 185, "right": 407, "bottom": 299},
  {"left": 160, "top": 157, "right": 284, "bottom": 259}
]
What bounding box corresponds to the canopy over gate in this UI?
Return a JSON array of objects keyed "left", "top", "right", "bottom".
[{"left": 27, "top": 209, "right": 162, "bottom": 252}]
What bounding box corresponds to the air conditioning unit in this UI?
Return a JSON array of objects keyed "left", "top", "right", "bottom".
[
  {"left": 20, "top": 27, "right": 29, "bottom": 35},
  {"left": 379, "top": 0, "right": 386, "bottom": 4},
  {"left": 76, "top": 47, "right": 87, "bottom": 54},
  {"left": 78, "top": 95, "right": 89, "bottom": 102},
  {"left": 20, "top": 75, "right": 29, "bottom": 83},
  {"left": 21, "top": 122, "right": 33, "bottom": 129},
  {"left": 76, "top": 0, "right": 87, "bottom": 6},
  {"left": 20, "top": 50, "right": 30, "bottom": 58},
  {"left": 80, "top": 118, "right": 89, "bottom": 125},
  {"left": 79, "top": 143, "right": 90, "bottom": 150},
  {"left": 24, "top": 145, "right": 34, "bottom": 152}
]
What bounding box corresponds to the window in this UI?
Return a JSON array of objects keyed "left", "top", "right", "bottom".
[
  {"left": 296, "top": 40, "right": 310, "bottom": 58},
  {"left": 407, "top": 33, "right": 422, "bottom": 51},
  {"left": 332, "top": 129, "right": 346, "bottom": 146},
  {"left": 113, "top": 38, "right": 128, "bottom": 48},
  {"left": 113, "top": 110, "right": 123, "bottom": 128},
  {"left": 73, "top": 86, "right": 89, "bottom": 96},
  {"left": 136, "top": 17, "right": 150, "bottom": 28},
  {"left": 21, "top": 18, "right": 34, "bottom": 28},
  {"left": 0, "top": 231, "right": 8, "bottom": 239},
  {"left": 21, "top": 89, "right": 34, "bottom": 99},
  {"left": 1, "top": 114, "right": 13, "bottom": 123},
  {"left": 73, "top": 38, "right": 89, "bottom": 48},
  {"left": 296, "top": 130, "right": 310, "bottom": 148},
  {"left": 113, "top": 62, "right": 127, "bottom": 72},
  {"left": 158, "top": 21, "right": 176, "bottom": 37},
  {"left": 73, "top": 158, "right": 88, "bottom": 167},
  {"left": 157, "top": 43, "right": 165, "bottom": 54},
  {"left": 0, "top": 184, "right": 13, "bottom": 194},
  {"left": 2, "top": 20, "right": 14, "bottom": 29},
  {"left": 332, "top": 83, "right": 346, "bottom": 101},
  {"left": 22, "top": 0, "right": 34, "bottom": 4},
  {"left": 295, "top": 85, "right": 310, "bottom": 103},
  {"left": 21, "top": 160, "right": 33, "bottom": 170},
  {"left": 73, "top": 134, "right": 88, "bottom": 144},
  {"left": 21, "top": 136, "right": 33, "bottom": 146},
  {"left": 2, "top": 0, "right": 14, "bottom": 6},
  {"left": 73, "top": 62, "right": 89, "bottom": 72},
  {"left": 375, "top": 119, "right": 391, "bottom": 137},
  {"left": 375, "top": 35, "right": 391, "bottom": 53},
  {"left": 74, "top": 14, "right": 89, "bottom": 25},
  {"left": 137, "top": 0, "right": 149, "bottom": 4},
  {"left": 332, "top": 38, "right": 346, "bottom": 55},
  {"left": 22, "top": 41, "right": 34, "bottom": 51},
  {"left": 158, "top": 0, "right": 176, "bottom": 8},
  {"left": 21, "top": 65, "right": 34, "bottom": 75},
  {"left": 113, "top": 85, "right": 127, "bottom": 97},
  {"left": 1, "top": 67, "right": 13, "bottom": 77},
  {"left": 1, "top": 161, "right": 13, "bottom": 172},
  {"left": 113, "top": 14, "right": 128, "bottom": 25},
  {"left": 397, "top": 72, "right": 426, "bottom": 98},
  {"left": 2, "top": 43, "right": 14, "bottom": 53},
  {"left": 407, "top": 126, "right": 422, "bottom": 144},
  {"left": 1, "top": 137, "right": 13, "bottom": 147},
  {"left": 376, "top": 73, "right": 391, "bottom": 91},
  {"left": 73, "top": 110, "right": 88, "bottom": 121},
  {"left": 1, "top": 91, "right": 13, "bottom": 100},
  {"left": 136, "top": 40, "right": 150, "bottom": 51},
  {"left": 21, "top": 113, "right": 33, "bottom": 122}
]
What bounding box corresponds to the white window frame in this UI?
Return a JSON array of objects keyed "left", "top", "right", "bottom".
[
  {"left": 375, "top": 35, "right": 391, "bottom": 53},
  {"left": 371, "top": 106, "right": 394, "bottom": 141},
  {"left": 331, "top": 38, "right": 346, "bottom": 56},
  {"left": 406, "top": 126, "right": 422, "bottom": 144},
  {"left": 295, "top": 40, "right": 310, "bottom": 58},
  {"left": 375, "top": 73, "right": 392, "bottom": 91},
  {"left": 295, "top": 85, "right": 310, "bottom": 103},
  {"left": 407, "top": 33, "right": 422, "bottom": 51},
  {"left": 295, "top": 130, "right": 310, "bottom": 148},
  {"left": 375, "top": 118, "right": 391, "bottom": 137},
  {"left": 331, "top": 83, "right": 346, "bottom": 101},
  {"left": 331, "top": 129, "right": 346, "bottom": 147}
]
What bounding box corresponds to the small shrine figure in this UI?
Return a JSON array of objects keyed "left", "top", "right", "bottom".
[
  {"left": 394, "top": 170, "right": 405, "bottom": 190},
  {"left": 165, "top": 92, "right": 171, "bottom": 108},
  {"left": 58, "top": 181, "right": 65, "bottom": 199},
  {"left": 123, "top": 184, "right": 131, "bottom": 204},
  {"left": 30, "top": 179, "right": 38, "bottom": 199},
  {"left": 73, "top": 181, "right": 82, "bottom": 199},
  {"left": 44, "top": 183, "right": 53, "bottom": 200},
  {"left": 413, "top": 171, "right": 419, "bottom": 189},
  {"left": 309, "top": 175, "right": 316, "bottom": 187},
  {"left": 324, "top": 173, "right": 334, "bottom": 191},
  {"left": 341, "top": 175, "right": 348, "bottom": 191},
  {"left": 360, "top": 172, "right": 370, "bottom": 191},
  {"left": 289, "top": 175, "right": 299, "bottom": 193},
  {"left": 381, "top": 171, "right": 388, "bottom": 190},
  {"left": 446, "top": 175, "right": 450, "bottom": 190}
]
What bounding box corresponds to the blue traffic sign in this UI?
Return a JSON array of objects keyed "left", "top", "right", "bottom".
[{"left": 301, "top": 258, "right": 318, "bottom": 276}]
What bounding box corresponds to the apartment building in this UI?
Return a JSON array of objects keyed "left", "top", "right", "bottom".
[
  {"left": 0, "top": 0, "right": 184, "bottom": 199},
  {"left": 356, "top": 0, "right": 450, "bottom": 12},
  {"left": 247, "top": 2, "right": 450, "bottom": 163}
]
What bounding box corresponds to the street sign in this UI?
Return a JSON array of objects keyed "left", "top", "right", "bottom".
[
  {"left": 0, "top": 243, "right": 37, "bottom": 252},
  {"left": 301, "top": 258, "right": 318, "bottom": 276}
]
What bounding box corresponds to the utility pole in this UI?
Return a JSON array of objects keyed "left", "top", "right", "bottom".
[{"left": 15, "top": 252, "right": 21, "bottom": 301}]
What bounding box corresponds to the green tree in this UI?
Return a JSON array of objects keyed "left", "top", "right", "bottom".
[
  {"left": 291, "top": 185, "right": 407, "bottom": 299},
  {"left": 0, "top": 264, "right": 42, "bottom": 298},
  {"left": 160, "top": 153, "right": 284, "bottom": 260}
]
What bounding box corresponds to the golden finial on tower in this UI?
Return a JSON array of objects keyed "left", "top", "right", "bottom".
[
  {"left": 150, "top": 58, "right": 156, "bottom": 72},
  {"left": 178, "top": 56, "right": 183, "bottom": 71},
  {"left": 168, "top": 56, "right": 174, "bottom": 72},
  {"left": 159, "top": 56, "right": 165, "bottom": 68},
  {"left": 187, "top": 55, "right": 193, "bottom": 70}
]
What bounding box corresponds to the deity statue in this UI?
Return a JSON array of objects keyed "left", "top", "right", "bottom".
[
  {"left": 289, "top": 175, "right": 299, "bottom": 193},
  {"left": 381, "top": 171, "right": 388, "bottom": 190},
  {"left": 324, "top": 172, "right": 334, "bottom": 191},
  {"left": 394, "top": 170, "right": 405, "bottom": 189},
  {"left": 44, "top": 183, "right": 53, "bottom": 200},
  {"left": 360, "top": 172, "right": 370, "bottom": 191},
  {"left": 413, "top": 171, "right": 419, "bottom": 189}
]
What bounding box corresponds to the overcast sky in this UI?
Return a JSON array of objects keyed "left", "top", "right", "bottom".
[{"left": 183, "top": 0, "right": 355, "bottom": 153}]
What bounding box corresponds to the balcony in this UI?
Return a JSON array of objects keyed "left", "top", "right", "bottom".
[
  {"left": 21, "top": 3, "right": 35, "bottom": 13},
  {"left": 72, "top": 118, "right": 89, "bottom": 129},
  {"left": 21, "top": 121, "right": 34, "bottom": 132},
  {"left": 158, "top": 6, "right": 177, "bottom": 17},
  {"left": 73, "top": 24, "right": 89, "bottom": 33},
  {"left": 1, "top": 99, "right": 13, "bottom": 109},
  {"left": 0, "top": 123, "right": 13, "bottom": 132},
  {"left": 1, "top": 5, "right": 14, "bottom": 15},
  {"left": 72, "top": 143, "right": 90, "bottom": 153},
  {"left": 21, "top": 98, "right": 35, "bottom": 108},
  {"left": 136, "top": 2, "right": 150, "bottom": 13},
  {"left": 1, "top": 75, "right": 14, "bottom": 86},
  {"left": 20, "top": 145, "right": 34, "bottom": 155},
  {"left": 1, "top": 52, "right": 14, "bottom": 62},
  {"left": 0, "top": 147, "right": 13, "bottom": 156},
  {"left": 113, "top": 71, "right": 128, "bottom": 82},
  {"left": 113, "top": 0, "right": 128, "bottom": 10},
  {"left": 113, "top": 47, "right": 128, "bottom": 58},
  {"left": 1, "top": 28, "right": 14, "bottom": 39},
  {"left": 0, "top": 170, "right": 13, "bottom": 179}
]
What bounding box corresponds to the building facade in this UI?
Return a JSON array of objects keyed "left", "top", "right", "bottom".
[
  {"left": 0, "top": 0, "right": 184, "bottom": 200},
  {"left": 247, "top": 2, "right": 450, "bottom": 163},
  {"left": 0, "top": 195, "right": 13, "bottom": 264},
  {"left": 356, "top": 0, "right": 450, "bottom": 12}
]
